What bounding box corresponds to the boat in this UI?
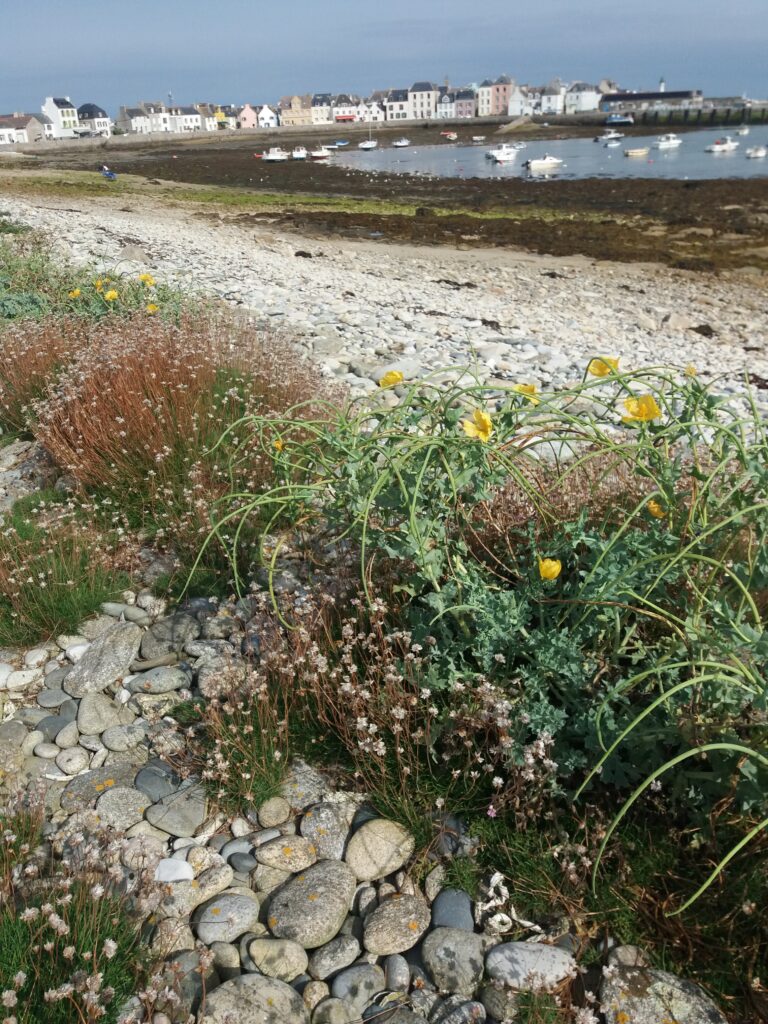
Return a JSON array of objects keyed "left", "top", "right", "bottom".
[
  {"left": 261, "top": 147, "right": 289, "bottom": 162},
  {"left": 737, "top": 126, "right": 750, "bottom": 136},
  {"left": 310, "top": 146, "right": 334, "bottom": 160},
  {"left": 604, "top": 139, "right": 622, "bottom": 148},
  {"left": 705, "top": 136, "right": 739, "bottom": 153},
  {"left": 487, "top": 143, "right": 519, "bottom": 164},
  {"left": 358, "top": 125, "right": 378, "bottom": 150},
  {"left": 624, "top": 147, "right": 650, "bottom": 157},
  {"left": 606, "top": 113, "right": 634, "bottom": 125},
  {"left": 746, "top": 145, "right": 767, "bottom": 159},
  {"left": 334, "top": 140, "right": 349, "bottom": 146},
  {"left": 440, "top": 131, "right": 458, "bottom": 141},
  {"left": 472, "top": 135, "right": 486, "bottom": 143},
  {"left": 392, "top": 138, "right": 410, "bottom": 148},
  {"left": 291, "top": 147, "right": 308, "bottom": 160},
  {"left": 653, "top": 133, "right": 682, "bottom": 149},
  {"left": 595, "top": 129, "right": 624, "bottom": 142},
  {"left": 523, "top": 154, "right": 563, "bottom": 172},
  {"left": 512, "top": 141, "right": 527, "bottom": 149}
]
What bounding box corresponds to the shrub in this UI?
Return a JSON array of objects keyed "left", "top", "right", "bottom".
[{"left": 207, "top": 364, "right": 768, "bottom": 907}]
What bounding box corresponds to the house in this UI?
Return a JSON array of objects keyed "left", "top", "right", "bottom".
[
  {"left": 41, "top": 96, "right": 79, "bottom": 138},
  {"left": 257, "top": 105, "right": 279, "bottom": 129},
  {"left": 238, "top": 104, "right": 259, "bottom": 129},
  {"left": 360, "top": 99, "right": 386, "bottom": 122},
  {"left": 331, "top": 95, "right": 360, "bottom": 122},
  {"left": 477, "top": 75, "right": 512, "bottom": 116},
  {"left": 278, "top": 95, "right": 312, "bottom": 127},
  {"left": 384, "top": 89, "right": 409, "bottom": 121},
  {"left": 141, "top": 103, "right": 171, "bottom": 132},
  {"left": 311, "top": 94, "right": 333, "bottom": 125},
  {"left": 77, "top": 103, "right": 112, "bottom": 137},
  {"left": 508, "top": 84, "right": 535, "bottom": 117},
  {"left": 540, "top": 80, "right": 566, "bottom": 115},
  {"left": 436, "top": 91, "right": 456, "bottom": 119},
  {"left": 600, "top": 89, "right": 703, "bottom": 113},
  {"left": 193, "top": 104, "right": 220, "bottom": 132},
  {"left": 0, "top": 113, "right": 50, "bottom": 143},
  {"left": 454, "top": 88, "right": 477, "bottom": 119},
  {"left": 116, "top": 107, "right": 151, "bottom": 134},
  {"left": 564, "top": 83, "right": 601, "bottom": 115},
  {"left": 168, "top": 106, "right": 203, "bottom": 132},
  {"left": 408, "top": 82, "right": 440, "bottom": 120}
]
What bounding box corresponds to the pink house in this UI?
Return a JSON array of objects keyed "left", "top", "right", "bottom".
[{"left": 238, "top": 103, "right": 258, "bottom": 129}]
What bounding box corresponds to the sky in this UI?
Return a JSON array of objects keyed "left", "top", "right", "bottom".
[{"left": 2, "top": 0, "right": 766, "bottom": 115}]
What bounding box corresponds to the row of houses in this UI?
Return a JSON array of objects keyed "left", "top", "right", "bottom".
[
  {"left": 115, "top": 101, "right": 279, "bottom": 134},
  {"left": 0, "top": 97, "right": 112, "bottom": 144}
]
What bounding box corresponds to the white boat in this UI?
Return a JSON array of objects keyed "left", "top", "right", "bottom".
[
  {"left": 358, "top": 139, "right": 378, "bottom": 150},
  {"left": 291, "top": 147, "right": 308, "bottom": 160},
  {"left": 737, "top": 126, "right": 750, "bottom": 136},
  {"left": 523, "top": 154, "right": 563, "bottom": 172},
  {"left": 624, "top": 147, "right": 650, "bottom": 157},
  {"left": 595, "top": 129, "right": 624, "bottom": 142},
  {"left": 441, "top": 131, "right": 458, "bottom": 142},
  {"left": 604, "top": 139, "right": 622, "bottom": 148},
  {"left": 261, "top": 147, "right": 289, "bottom": 162},
  {"left": 392, "top": 138, "right": 410, "bottom": 148},
  {"left": 487, "top": 143, "right": 519, "bottom": 164},
  {"left": 310, "top": 146, "right": 333, "bottom": 160},
  {"left": 705, "top": 136, "right": 739, "bottom": 153},
  {"left": 472, "top": 135, "right": 486, "bottom": 143},
  {"left": 746, "top": 145, "right": 767, "bottom": 159},
  {"left": 653, "top": 133, "right": 682, "bottom": 149}
]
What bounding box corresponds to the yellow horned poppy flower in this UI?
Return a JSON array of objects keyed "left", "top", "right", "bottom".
[
  {"left": 462, "top": 408, "right": 493, "bottom": 443},
  {"left": 622, "top": 394, "right": 662, "bottom": 423},
  {"left": 538, "top": 557, "right": 562, "bottom": 581},
  {"left": 512, "top": 383, "right": 539, "bottom": 404},
  {"left": 94, "top": 278, "right": 104, "bottom": 291},
  {"left": 68, "top": 288, "right": 81, "bottom": 299},
  {"left": 647, "top": 499, "right": 666, "bottom": 519},
  {"left": 379, "top": 370, "right": 404, "bottom": 389},
  {"left": 146, "top": 303, "right": 159, "bottom": 315},
  {"left": 685, "top": 364, "right": 697, "bottom": 377},
  {"left": 104, "top": 289, "right": 118, "bottom": 302},
  {"left": 139, "top": 273, "right": 156, "bottom": 287},
  {"left": 274, "top": 438, "right": 284, "bottom": 452},
  {"left": 588, "top": 357, "right": 619, "bottom": 377}
]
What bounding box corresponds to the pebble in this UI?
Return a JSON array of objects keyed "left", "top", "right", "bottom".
[
  {"left": 300, "top": 800, "right": 355, "bottom": 860},
  {"left": 363, "top": 893, "right": 431, "bottom": 954},
  {"left": 268, "top": 859, "right": 356, "bottom": 948},
  {"left": 95, "top": 785, "right": 148, "bottom": 830},
  {"left": 33, "top": 741, "right": 60, "bottom": 759},
  {"left": 134, "top": 759, "right": 181, "bottom": 802},
  {"left": 385, "top": 953, "right": 411, "bottom": 991},
  {"left": 55, "top": 747, "right": 89, "bottom": 775},
  {"left": 432, "top": 889, "right": 474, "bottom": 931},
  {"left": 422, "top": 927, "right": 487, "bottom": 996},
  {"left": 600, "top": 967, "right": 728, "bottom": 1024},
  {"left": 209, "top": 941, "right": 241, "bottom": 981},
  {"left": 6, "top": 669, "right": 43, "bottom": 692},
  {"left": 77, "top": 692, "right": 121, "bottom": 734},
  {"left": 37, "top": 688, "right": 71, "bottom": 708},
  {"left": 258, "top": 795, "right": 291, "bottom": 827},
  {"left": 307, "top": 934, "right": 361, "bottom": 980},
  {"left": 145, "top": 783, "right": 207, "bottom": 837},
  {"left": 254, "top": 835, "right": 317, "bottom": 872},
  {"left": 247, "top": 937, "right": 309, "bottom": 981},
  {"left": 330, "top": 964, "right": 386, "bottom": 1016},
  {"left": 158, "top": 863, "right": 234, "bottom": 919},
  {"left": 485, "top": 941, "right": 575, "bottom": 991},
  {"left": 55, "top": 720, "right": 80, "bottom": 749},
  {"left": 154, "top": 858, "right": 195, "bottom": 883},
  {"left": 345, "top": 818, "right": 415, "bottom": 881},
  {"left": 126, "top": 666, "right": 189, "bottom": 694},
  {"left": 194, "top": 891, "right": 262, "bottom": 943},
  {"left": 197, "top": 973, "right": 308, "bottom": 1024},
  {"left": 62, "top": 622, "right": 142, "bottom": 697}
]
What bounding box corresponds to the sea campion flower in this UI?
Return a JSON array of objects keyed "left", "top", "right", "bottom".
[
  {"left": 622, "top": 394, "right": 662, "bottom": 423},
  {"left": 512, "top": 383, "right": 539, "bottom": 404},
  {"left": 538, "top": 557, "right": 562, "bottom": 581},
  {"left": 587, "top": 357, "right": 619, "bottom": 377},
  {"left": 379, "top": 370, "right": 404, "bottom": 389},
  {"left": 462, "top": 408, "right": 493, "bottom": 442}
]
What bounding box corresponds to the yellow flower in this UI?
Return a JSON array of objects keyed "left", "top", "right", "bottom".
[
  {"left": 647, "top": 499, "right": 666, "bottom": 519},
  {"left": 146, "top": 303, "right": 159, "bottom": 315},
  {"left": 68, "top": 288, "right": 81, "bottom": 299},
  {"left": 94, "top": 278, "right": 104, "bottom": 291},
  {"left": 512, "top": 383, "right": 539, "bottom": 404},
  {"left": 139, "top": 273, "right": 156, "bottom": 287},
  {"left": 622, "top": 394, "right": 662, "bottom": 423},
  {"left": 274, "top": 438, "right": 284, "bottom": 452},
  {"left": 588, "top": 357, "right": 619, "bottom": 377},
  {"left": 462, "top": 408, "right": 493, "bottom": 443},
  {"left": 685, "top": 364, "right": 697, "bottom": 377},
  {"left": 104, "top": 289, "right": 119, "bottom": 302},
  {"left": 379, "top": 370, "right": 404, "bottom": 389},
  {"left": 538, "top": 557, "right": 562, "bottom": 581}
]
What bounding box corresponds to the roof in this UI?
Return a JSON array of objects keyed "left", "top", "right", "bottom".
[
  {"left": 387, "top": 89, "right": 409, "bottom": 102},
  {"left": 0, "top": 113, "right": 41, "bottom": 127},
  {"left": 455, "top": 89, "right": 476, "bottom": 101},
  {"left": 439, "top": 92, "right": 455, "bottom": 102},
  {"left": 124, "top": 108, "right": 146, "bottom": 118},
  {"left": 51, "top": 97, "right": 74, "bottom": 109},
  {"left": 333, "top": 94, "right": 354, "bottom": 105},
  {"left": 78, "top": 103, "right": 107, "bottom": 119},
  {"left": 410, "top": 81, "right": 437, "bottom": 93},
  {"left": 495, "top": 75, "right": 512, "bottom": 84},
  {"left": 568, "top": 82, "right": 598, "bottom": 93},
  {"left": 480, "top": 79, "right": 494, "bottom": 88},
  {"left": 178, "top": 106, "right": 199, "bottom": 115},
  {"left": 312, "top": 94, "right": 332, "bottom": 106}
]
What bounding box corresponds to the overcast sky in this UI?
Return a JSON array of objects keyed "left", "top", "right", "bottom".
[{"left": 2, "top": 0, "right": 766, "bottom": 114}]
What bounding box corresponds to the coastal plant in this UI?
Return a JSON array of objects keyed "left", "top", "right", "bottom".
[{"left": 205, "top": 362, "right": 768, "bottom": 908}]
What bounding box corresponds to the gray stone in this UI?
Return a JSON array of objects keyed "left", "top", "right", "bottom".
[
  {"left": 37, "top": 688, "right": 71, "bottom": 709},
  {"left": 163, "top": 949, "right": 219, "bottom": 1016},
  {"left": 210, "top": 941, "right": 241, "bottom": 982},
  {"left": 330, "top": 964, "right": 386, "bottom": 1016},
  {"left": 422, "top": 928, "right": 487, "bottom": 996},
  {"left": 63, "top": 622, "right": 142, "bottom": 697},
  {"left": 33, "top": 741, "right": 59, "bottom": 759},
  {"left": 485, "top": 942, "right": 575, "bottom": 991},
  {"left": 158, "top": 863, "right": 234, "bottom": 919},
  {"left": 480, "top": 983, "right": 517, "bottom": 1021},
  {"left": 268, "top": 860, "right": 356, "bottom": 948},
  {"left": 302, "top": 980, "right": 329, "bottom": 1013},
  {"left": 41, "top": 667, "right": 70, "bottom": 689},
  {"left": 55, "top": 747, "right": 89, "bottom": 775},
  {"left": 248, "top": 937, "right": 308, "bottom": 981},
  {"left": 5, "top": 669, "right": 42, "bottom": 692},
  {"left": 281, "top": 758, "right": 328, "bottom": 809},
  {"left": 385, "top": 954, "right": 411, "bottom": 992},
  {"left": 254, "top": 835, "right": 317, "bottom": 873},
  {"left": 154, "top": 858, "right": 195, "bottom": 883},
  {"left": 134, "top": 759, "right": 180, "bottom": 802},
  {"left": 600, "top": 967, "right": 728, "bottom": 1024},
  {"left": 101, "top": 722, "right": 149, "bottom": 751},
  {"left": 37, "top": 714, "right": 69, "bottom": 742},
  {"left": 150, "top": 917, "right": 195, "bottom": 956},
  {"left": 126, "top": 666, "right": 189, "bottom": 694},
  {"left": 194, "top": 891, "right": 262, "bottom": 944},
  {"left": 258, "top": 796, "right": 291, "bottom": 827},
  {"left": 197, "top": 973, "right": 309, "bottom": 1024},
  {"left": 300, "top": 801, "right": 356, "bottom": 860},
  {"left": 77, "top": 693, "right": 121, "bottom": 734},
  {"left": 145, "top": 783, "right": 206, "bottom": 837},
  {"left": 308, "top": 935, "right": 361, "bottom": 980},
  {"left": 432, "top": 889, "right": 474, "bottom": 931},
  {"left": 432, "top": 1000, "right": 486, "bottom": 1023},
  {"left": 230, "top": 853, "right": 258, "bottom": 873},
  {"left": 60, "top": 764, "right": 139, "bottom": 813},
  {"left": 250, "top": 862, "right": 292, "bottom": 894},
  {"left": 95, "top": 785, "right": 148, "bottom": 830},
  {"left": 21, "top": 730, "right": 44, "bottom": 757},
  {"left": 363, "top": 894, "right": 430, "bottom": 954},
  {"left": 0, "top": 720, "right": 28, "bottom": 748},
  {"left": 140, "top": 613, "right": 200, "bottom": 660},
  {"left": 345, "top": 819, "right": 415, "bottom": 881},
  {"left": 58, "top": 699, "right": 79, "bottom": 722},
  {"left": 55, "top": 720, "right": 80, "bottom": 749},
  {"left": 311, "top": 998, "right": 353, "bottom": 1024}
]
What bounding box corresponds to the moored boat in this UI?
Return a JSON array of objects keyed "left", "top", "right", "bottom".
[
  {"left": 310, "top": 146, "right": 334, "bottom": 160},
  {"left": 653, "top": 133, "right": 682, "bottom": 149},
  {"left": 358, "top": 139, "right": 378, "bottom": 150},
  {"left": 334, "top": 139, "right": 349, "bottom": 146},
  {"left": 523, "top": 154, "right": 563, "bottom": 172},
  {"left": 604, "top": 139, "right": 622, "bottom": 148},
  {"left": 705, "top": 135, "right": 739, "bottom": 153},
  {"left": 392, "top": 138, "right": 410, "bottom": 148},
  {"left": 261, "top": 147, "right": 289, "bottom": 162},
  {"left": 737, "top": 126, "right": 750, "bottom": 136},
  {"left": 472, "top": 135, "right": 486, "bottom": 143},
  {"left": 291, "top": 147, "right": 308, "bottom": 160},
  {"left": 624, "top": 147, "right": 650, "bottom": 157},
  {"left": 440, "top": 131, "right": 458, "bottom": 141},
  {"left": 595, "top": 129, "right": 624, "bottom": 143},
  {"left": 746, "top": 145, "right": 767, "bottom": 159},
  {"left": 487, "top": 143, "right": 518, "bottom": 164}
]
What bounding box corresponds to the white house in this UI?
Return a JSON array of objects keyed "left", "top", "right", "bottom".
[
  {"left": 77, "top": 103, "right": 112, "bottom": 137},
  {"left": 507, "top": 85, "right": 535, "bottom": 117},
  {"left": 408, "top": 82, "right": 439, "bottom": 120},
  {"left": 41, "top": 96, "right": 79, "bottom": 138},
  {"left": 311, "top": 94, "right": 333, "bottom": 124},
  {"left": 384, "top": 89, "right": 409, "bottom": 121},
  {"left": 257, "top": 104, "right": 279, "bottom": 128},
  {"left": 331, "top": 95, "right": 359, "bottom": 123},
  {"left": 360, "top": 100, "right": 386, "bottom": 122},
  {"left": 168, "top": 106, "right": 202, "bottom": 132},
  {"left": 540, "top": 81, "right": 566, "bottom": 115},
  {"left": 143, "top": 104, "right": 171, "bottom": 132},
  {"left": 564, "top": 83, "right": 601, "bottom": 114},
  {"left": 436, "top": 91, "right": 456, "bottom": 119},
  {"left": 0, "top": 125, "right": 16, "bottom": 145},
  {"left": 117, "top": 107, "right": 151, "bottom": 133}
]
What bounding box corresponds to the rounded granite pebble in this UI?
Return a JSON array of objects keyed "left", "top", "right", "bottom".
[
  {"left": 268, "top": 860, "right": 356, "bottom": 948},
  {"left": 248, "top": 937, "right": 308, "bottom": 981},
  {"left": 194, "top": 891, "right": 261, "bottom": 944},
  {"left": 363, "top": 893, "right": 431, "bottom": 954},
  {"left": 33, "top": 741, "right": 59, "bottom": 759},
  {"left": 330, "top": 964, "right": 386, "bottom": 1016},
  {"left": 197, "top": 973, "right": 308, "bottom": 1024},
  {"left": 300, "top": 801, "right": 356, "bottom": 860},
  {"left": 307, "top": 934, "right": 361, "bottom": 980},
  {"left": 254, "top": 835, "right": 317, "bottom": 873},
  {"left": 55, "top": 747, "right": 90, "bottom": 775},
  {"left": 345, "top": 819, "right": 415, "bottom": 881},
  {"left": 95, "top": 786, "right": 148, "bottom": 830},
  {"left": 55, "top": 720, "right": 80, "bottom": 749},
  {"left": 258, "top": 795, "right": 291, "bottom": 827}
]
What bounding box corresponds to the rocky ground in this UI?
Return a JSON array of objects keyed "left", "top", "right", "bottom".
[{"left": 0, "top": 191, "right": 766, "bottom": 404}]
